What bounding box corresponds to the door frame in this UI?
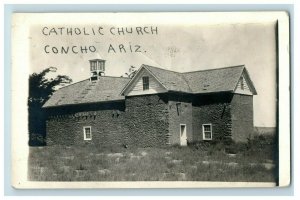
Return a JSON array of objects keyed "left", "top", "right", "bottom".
[{"left": 180, "top": 124, "right": 187, "bottom": 146}]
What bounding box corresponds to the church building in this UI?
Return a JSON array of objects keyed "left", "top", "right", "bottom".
[{"left": 43, "top": 59, "right": 257, "bottom": 147}]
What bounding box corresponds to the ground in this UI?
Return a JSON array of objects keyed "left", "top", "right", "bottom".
[{"left": 28, "top": 136, "right": 278, "bottom": 182}]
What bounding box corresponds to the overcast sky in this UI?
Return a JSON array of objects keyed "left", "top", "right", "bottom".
[{"left": 29, "top": 14, "right": 277, "bottom": 127}]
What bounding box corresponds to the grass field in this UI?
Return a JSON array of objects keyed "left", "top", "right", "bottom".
[{"left": 28, "top": 137, "right": 278, "bottom": 182}]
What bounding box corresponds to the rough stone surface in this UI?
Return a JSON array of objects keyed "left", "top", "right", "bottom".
[
  {"left": 192, "top": 93, "right": 232, "bottom": 142},
  {"left": 45, "top": 92, "right": 254, "bottom": 146},
  {"left": 46, "top": 94, "right": 169, "bottom": 147},
  {"left": 124, "top": 94, "right": 169, "bottom": 147},
  {"left": 46, "top": 102, "right": 128, "bottom": 146}
]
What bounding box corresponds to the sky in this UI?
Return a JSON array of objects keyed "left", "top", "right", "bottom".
[{"left": 29, "top": 13, "right": 277, "bottom": 127}]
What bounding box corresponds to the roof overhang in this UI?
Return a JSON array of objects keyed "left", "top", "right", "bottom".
[{"left": 43, "top": 99, "right": 125, "bottom": 109}]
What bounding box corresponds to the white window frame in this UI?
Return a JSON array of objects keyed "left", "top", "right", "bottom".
[
  {"left": 202, "top": 124, "right": 212, "bottom": 140},
  {"left": 142, "top": 76, "right": 149, "bottom": 91},
  {"left": 83, "top": 126, "right": 92, "bottom": 140}
]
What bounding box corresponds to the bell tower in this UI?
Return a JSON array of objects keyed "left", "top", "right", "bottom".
[{"left": 89, "top": 59, "right": 106, "bottom": 81}]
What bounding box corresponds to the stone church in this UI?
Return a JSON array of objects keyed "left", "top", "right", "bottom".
[{"left": 43, "top": 59, "right": 257, "bottom": 147}]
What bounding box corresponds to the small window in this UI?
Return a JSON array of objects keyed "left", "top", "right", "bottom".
[
  {"left": 142, "top": 76, "right": 149, "bottom": 90},
  {"left": 83, "top": 126, "right": 92, "bottom": 140},
  {"left": 240, "top": 77, "right": 244, "bottom": 90},
  {"left": 176, "top": 102, "right": 181, "bottom": 116},
  {"left": 202, "top": 124, "right": 212, "bottom": 140}
]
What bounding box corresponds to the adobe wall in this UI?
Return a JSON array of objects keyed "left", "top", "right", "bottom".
[
  {"left": 231, "top": 94, "right": 254, "bottom": 142},
  {"left": 45, "top": 102, "right": 128, "bottom": 147},
  {"left": 124, "top": 94, "right": 169, "bottom": 147},
  {"left": 168, "top": 93, "right": 193, "bottom": 145},
  {"left": 192, "top": 93, "right": 232, "bottom": 142}
]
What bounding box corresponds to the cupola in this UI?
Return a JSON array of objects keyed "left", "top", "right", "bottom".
[{"left": 89, "top": 59, "right": 106, "bottom": 81}]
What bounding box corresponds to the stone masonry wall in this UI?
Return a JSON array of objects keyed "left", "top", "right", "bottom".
[
  {"left": 46, "top": 93, "right": 253, "bottom": 146},
  {"left": 168, "top": 94, "right": 193, "bottom": 145},
  {"left": 46, "top": 102, "right": 128, "bottom": 147},
  {"left": 46, "top": 94, "right": 169, "bottom": 147},
  {"left": 192, "top": 93, "right": 232, "bottom": 142},
  {"left": 231, "top": 94, "right": 254, "bottom": 142},
  {"left": 124, "top": 94, "right": 169, "bottom": 147}
]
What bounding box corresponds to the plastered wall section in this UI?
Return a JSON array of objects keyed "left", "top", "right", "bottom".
[{"left": 231, "top": 94, "right": 254, "bottom": 142}]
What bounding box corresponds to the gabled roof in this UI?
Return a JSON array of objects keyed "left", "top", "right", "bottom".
[
  {"left": 122, "top": 64, "right": 257, "bottom": 95},
  {"left": 43, "top": 76, "right": 130, "bottom": 108},
  {"left": 182, "top": 65, "right": 249, "bottom": 94},
  {"left": 44, "top": 64, "right": 257, "bottom": 108},
  {"left": 143, "top": 65, "right": 192, "bottom": 93}
]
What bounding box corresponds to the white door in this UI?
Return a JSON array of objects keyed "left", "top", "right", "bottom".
[{"left": 180, "top": 124, "right": 187, "bottom": 146}]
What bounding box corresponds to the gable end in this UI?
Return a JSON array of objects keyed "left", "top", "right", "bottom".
[
  {"left": 121, "top": 66, "right": 168, "bottom": 96},
  {"left": 234, "top": 68, "right": 257, "bottom": 95}
]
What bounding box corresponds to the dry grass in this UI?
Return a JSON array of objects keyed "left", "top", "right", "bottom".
[{"left": 28, "top": 137, "right": 278, "bottom": 182}]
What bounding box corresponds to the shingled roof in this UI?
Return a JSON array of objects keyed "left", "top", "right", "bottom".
[
  {"left": 43, "top": 64, "right": 256, "bottom": 108},
  {"left": 43, "top": 76, "right": 130, "bottom": 108},
  {"left": 134, "top": 64, "right": 256, "bottom": 94},
  {"left": 182, "top": 65, "right": 247, "bottom": 94},
  {"left": 143, "top": 65, "right": 192, "bottom": 93}
]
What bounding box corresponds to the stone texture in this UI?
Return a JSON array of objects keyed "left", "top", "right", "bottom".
[
  {"left": 192, "top": 93, "right": 232, "bottom": 142},
  {"left": 45, "top": 92, "right": 254, "bottom": 147},
  {"left": 124, "top": 94, "right": 169, "bottom": 147},
  {"left": 46, "top": 101, "right": 128, "bottom": 146},
  {"left": 46, "top": 94, "right": 169, "bottom": 147}
]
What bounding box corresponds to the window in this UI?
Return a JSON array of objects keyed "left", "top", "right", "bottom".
[
  {"left": 83, "top": 126, "right": 92, "bottom": 140},
  {"left": 176, "top": 102, "right": 181, "bottom": 116},
  {"left": 99, "top": 61, "right": 105, "bottom": 71},
  {"left": 202, "top": 124, "right": 212, "bottom": 140},
  {"left": 240, "top": 76, "right": 244, "bottom": 90},
  {"left": 90, "top": 62, "right": 97, "bottom": 71},
  {"left": 142, "top": 76, "right": 149, "bottom": 90}
]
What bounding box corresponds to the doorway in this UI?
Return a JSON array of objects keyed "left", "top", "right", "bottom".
[{"left": 180, "top": 124, "right": 187, "bottom": 146}]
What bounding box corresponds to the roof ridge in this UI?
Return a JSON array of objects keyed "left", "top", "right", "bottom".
[
  {"left": 142, "top": 64, "right": 181, "bottom": 74},
  {"left": 182, "top": 65, "right": 245, "bottom": 74},
  {"left": 59, "top": 76, "right": 130, "bottom": 89},
  {"left": 101, "top": 76, "right": 131, "bottom": 79},
  {"left": 143, "top": 64, "right": 245, "bottom": 74},
  {"left": 58, "top": 78, "right": 90, "bottom": 90}
]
